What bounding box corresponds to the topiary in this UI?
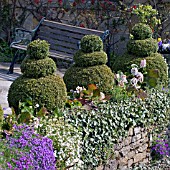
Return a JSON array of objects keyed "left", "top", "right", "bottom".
[
  {"left": 111, "top": 23, "right": 168, "bottom": 87},
  {"left": 64, "top": 34, "right": 114, "bottom": 93},
  {"left": 131, "top": 23, "right": 153, "bottom": 40},
  {"left": 8, "top": 39, "right": 67, "bottom": 113},
  {"left": 127, "top": 38, "right": 158, "bottom": 57},
  {"left": 21, "top": 57, "right": 56, "bottom": 78},
  {"left": 8, "top": 75, "right": 67, "bottom": 113},
  {"left": 80, "top": 35, "right": 103, "bottom": 53},
  {"left": 74, "top": 50, "right": 107, "bottom": 67},
  {"left": 112, "top": 53, "right": 168, "bottom": 86},
  {"left": 27, "top": 39, "right": 49, "bottom": 59},
  {"left": 64, "top": 65, "right": 114, "bottom": 93}
]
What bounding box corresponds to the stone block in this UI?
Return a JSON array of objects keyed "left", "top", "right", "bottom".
[
  {"left": 134, "top": 127, "right": 141, "bottom": 135},
  {"left": 134, "top": 152, "right": 147, "bottom": 163},
  {"left": 109, "top": 159, "right": 118, "bottom": 170},
  {"left": 114, "top": 142, "right": 123, "bottom": 150},
  {"left": 128, "top": 128, "right": 133, "bottom": 136},
  {"left": 131, "top": 134, "right": 141, "bottom": 143},
  {"left": 138, "top": 143, "right": 148, "bottom": 153},
  {"left": 128, "top": 159, "right": 134, "bottom": 167},
  {"left": 142, "top": 131, "right": 148, "bottom": 138},
  {"left": 126, "top": 151, "right": 135, "bottom": 159},
  {"left": 120, "top": 146, "right": 131, "bottom": 157},
  {"left": 123, "top": 137, "right": 132, "bottom": 146},
  {"left": 118, "top": 157, "right": 128, "bottom": 166}
]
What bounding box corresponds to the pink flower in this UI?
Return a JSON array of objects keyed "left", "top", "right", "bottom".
[
  {"left": 140, "top": 59, "right": 146, "bottom": 68},
  {"left": 121, "top": 75, "right": 128, "bottom": 83}
]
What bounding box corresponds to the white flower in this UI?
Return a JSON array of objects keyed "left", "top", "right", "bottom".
[
  {"left": 35, "top": 104, "right": 39, "bottom": 108},
  {"left": 121, "top": 74, "right": 128, "bottom": 83},
  {"left": 136, "top": 72, "right": 144, "bottom": 83},
  {"left": 140, "top": 59, "right": 146, "bottom": 68},
  {"left": 131, "top": 68, "right": 138, "bottom": 76},
  {"left": 131, "top": 77, "right": 138, "bottom": 88},
  {"left": 76, "top": 86, "right": 85, "bottom": 93},
  {"left": 115, "top": 74, "right": 120, "bottom": 80},
  {"left": 99, "top": 92, "right": 105, "bottom": 100}
]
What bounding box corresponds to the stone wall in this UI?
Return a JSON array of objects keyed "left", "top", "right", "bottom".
[{"left": 97, "top": 127, "right": 152, "bottom": 170}]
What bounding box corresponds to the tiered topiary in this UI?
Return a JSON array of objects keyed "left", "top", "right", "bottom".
[
  {"left": 63, "top": 35, "right": 114, "bottom": 93},
  {"left": 8, "top": 39, "right": 67, "bottom": 113},
  {"left": 111, "top": 23, "right": 168, "bottom": 86}
]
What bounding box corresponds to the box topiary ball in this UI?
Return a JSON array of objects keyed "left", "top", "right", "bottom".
[
  {"left": 63, "top": 64, "right": 114, "bottom": 93},
  {"left": 27, "top": 39, "right": 50, "bottom": 59},
  {"left": 74, "top": 50, "right": 107, "bottom": 67},
  {"left": 8, "top": 75, "right": 67, "bottom": 113},
  {"left": 111, "top": 53, "right": 168, "bottom": 86},
  {"left": 81, "top": 35, "right": 103, "bottom": 53},
  {"left": 127, "top": 38, "right": 158, "bottom": 57},
  {"left": 21, "top": 57, "right": 57, "bottom": 78},
  {"left": 131, "top": 23, "right": 153, "bottom": 40}
]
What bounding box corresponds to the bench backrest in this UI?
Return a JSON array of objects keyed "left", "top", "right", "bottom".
[{"left": 36, "top": 20, "right": 105, "bottom": 56}]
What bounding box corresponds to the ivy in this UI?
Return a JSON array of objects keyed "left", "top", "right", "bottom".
[{"left": 64, "top": 88, "right": 170, "bottom": 169}]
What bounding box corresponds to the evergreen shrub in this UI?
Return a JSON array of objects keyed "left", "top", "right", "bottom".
[
  {"left": 127, "top": 38, "right": 158, "bottom": 57},
  {"left": 80, "top": 35, "right": 103, "bottom": 53},
  {"left": 131, "top": 23, "right": 153, "bottom": 40},
  {"left": 74, "top": 50, "right": 107, "bottom": 67},
  {"left": 21, "top": 57, "right": 56, "bottom": 78},
  {"left": 27, "top": 39, "right": 49, "bottom": 59}
]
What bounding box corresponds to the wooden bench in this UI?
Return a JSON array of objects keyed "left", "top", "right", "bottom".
[{"left": 8, "top": 17, "right": 109, "bottom": 74}]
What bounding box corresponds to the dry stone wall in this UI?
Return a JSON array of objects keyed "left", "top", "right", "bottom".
[{"left": 97, "top": 127, "right": 153, "bottom": 170}]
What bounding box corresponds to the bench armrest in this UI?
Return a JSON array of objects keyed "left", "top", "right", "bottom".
[
  {"left": 100, "top": 30, "right": 109, "bottom": 42},
  {"left": 11, "top": 28, "right": 34, "bottom": 46}
]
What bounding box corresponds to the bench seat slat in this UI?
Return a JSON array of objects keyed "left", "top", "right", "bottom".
[
  {"left": 11, "top": 44, "right": 74, "bottom": 61},
  {"left": 42, "top": 20, "right": 104, "bottom": 35}
]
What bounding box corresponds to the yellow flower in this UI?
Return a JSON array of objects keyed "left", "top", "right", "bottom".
[{"left": 157, "top": 38, "right": 162, "bottom": 42}]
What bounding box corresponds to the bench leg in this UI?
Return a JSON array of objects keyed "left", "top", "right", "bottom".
[{"left": 7, "top": 50, "right": 20, "bottom": 74}]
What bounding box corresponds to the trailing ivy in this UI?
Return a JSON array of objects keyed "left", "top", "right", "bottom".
[{"left": 64, "top": 88, "right": 170, "bottom": 169}]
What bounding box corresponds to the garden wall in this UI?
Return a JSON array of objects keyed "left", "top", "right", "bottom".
[{"left": 97, "top": 127, "right": 152, "bottom": 170}]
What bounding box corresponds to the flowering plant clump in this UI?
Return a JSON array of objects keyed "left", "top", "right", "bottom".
[
  {"left": 158, "top": 38, "right": 170, "bottom": 54},
  {"left": 114, "top": 59, "right": 148, "bottom": 100},
  {"left": 0, "top": 124, "right": 56, "bottom": 170},
  {"left": 66, "top": 84, "right": 107, "bottom": 109},
  {"left": 152, "top": 135, "right": 170, "bottom": 160}
]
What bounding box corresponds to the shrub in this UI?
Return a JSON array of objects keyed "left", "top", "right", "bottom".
[
  {"left": 27, "top": 39, "right": 49, "bottom": 59},
  {"left": 21, "top": 57, "right": 56, "bottom": 78},
  {"left": 63, "top": 65, "right": 114, "bottom": 93},
  {"left": 131, "top": 23, "right": 153, "bottom": 40},
  {"left": 127, "top": 38, "right": 158, "bottom": 57},
  {"left": 111, "top": 53, "right": 168, "bottom": 86},
  {"left": 8, "top": 75, "right": 67, "bottom": 113},
  {"left": 80, "top": 35, "right": 103, "bottom": 53},
  {"left": 0, "top": 124, "right": 56, "bottom": 170},
  {"left": 74, "top": 50, "right": 107, "bottom": 67}
]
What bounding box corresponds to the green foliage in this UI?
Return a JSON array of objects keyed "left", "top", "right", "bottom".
[
  {"left": 127, "top": 38, "right": 158, "bottom": 57},
  {"left": 8, "top": 75, "right": 67, "bottom": 113},
  {"left": 131, "top": 23, "right": 153, "bottom": 40},
  {"left": 63, "top": 65, "right": 114, "bottom": 93},
  {"left": 65, "top": 89, "right": 170, "bottom": 169},
  {"left": 74, "top": 50, "right": 107, "bottom": 67},
  {"left": 80, "top": 35, "right": 103, "bottom": 53},
  {"left": 111, "top": 53, "right": 168, "bottom": 86},
  {"left": 27, "top": 39, "right": 49, "bottom": 59},
  {"left": 0, "top": 105, "right": 3, "bottom": 132},
  {"left": 21, "top": 57, "right": 56, "bottom": 78},
  {"left": 132, "top": 5, "right": 160, "bottom": 29}
]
